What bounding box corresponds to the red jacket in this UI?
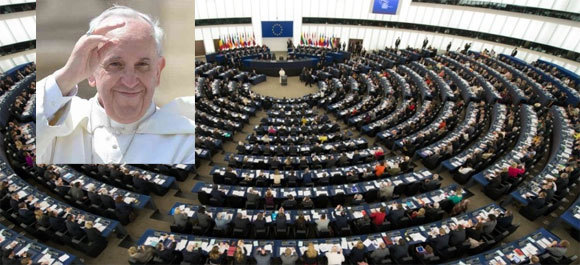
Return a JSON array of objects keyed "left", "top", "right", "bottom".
[
  {"left": 508, "top": 167, "right": 525, "bottom": 178},
  {"left": 370, "top": 211, "right": 386, "bottom": 226}
]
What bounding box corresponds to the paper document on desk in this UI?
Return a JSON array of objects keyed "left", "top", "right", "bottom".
[
  {"left": 244, "top": 244, "right": 253, "bottom": 256},
  {"left": 363, "top": 239, "right": 373, "bottom": 247},
  {"left": 38, "top": 254, "right": 54, "bottom": 265},
  {"left": 319, "top": 243, "right": 330, "bottom": 252},
  {"left": 264, "top": 244, "right": 273, "bottom": 253},
  {"left": 39, "top": 201, "right": 51, "bottom": 210},
  {"left": 409, "top": 233, "right": 427, "bottom": 242},
  {"left": 176, "top": 239, "right": 188, "bottom": 251},
  {"left": 144, "top": 237, "right": 159, "bottom": 247},
  {"left": 58, "top": 254, "right": 70, "bottom": 262},
  {"left": 94, "top": 223, "right": 106, "bottom": 232}
]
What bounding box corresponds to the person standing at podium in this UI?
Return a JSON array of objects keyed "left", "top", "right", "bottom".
[{"left": 279, "top": 68, "right": 285, "bottom": 84}]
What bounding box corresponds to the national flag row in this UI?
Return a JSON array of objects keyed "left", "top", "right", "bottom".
[
  {"left": 218, "top": 32, "right": 257, "bottom": 50},
  {"left": 300, "top": 32, "right": 340, "bottom": 48}
]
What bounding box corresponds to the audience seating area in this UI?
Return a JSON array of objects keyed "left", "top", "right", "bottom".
[{"left": 2, "top": 38, "right": 578, "bottom": 264}]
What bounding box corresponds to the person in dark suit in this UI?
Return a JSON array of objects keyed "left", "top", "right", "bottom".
[
  {"left": 233, "top": 213, "right": 250, "bottom": 230},
  {"left": 65, "top": 214, "right": 86, "bottom": 239},
  {"left": 388, "top": 203, "right": 405, "bottom": 226},
  {"left": 9, "top": 194, "right": 21, "bottom": 212},
  {"left": 253, "top": 212, "right": 267, "bottom": 230},
  {"left": 54, "top": 178, "right": 70, "bottom": 197},
  {"left": 99, "top": 189, "right": 116, "bottom": 209},
  {"left": 496, "top": 210, "right": 513, "bottom": 229},
  {"left": 449, "top": 224, "right": 466, "bottom": 246},
  {"left": 389, "top": 238, "right": 409, "bottom": 261},
  {"left": 349, "top": 241, "right": 367, "bottom": 264},
  {"left": 210, "top": 188, "right": 226, "bottom": 202},
  {"left": 428, "top": 227, "right": 450, "bottom": 252},
  {"left": 195, "top": 207, "right": 212, "bottom": 230},
  {"left": 0, "top": 181, "right": 9, "bottom": 201},
  {"left": 246, "top": 188, "right": 260, "bottom": 208},
  {"left": 68, "top": 181, "right": 87, "bottom": 202},
  {"left": 302, "top": 168, "right": 313, "bottom": 186},
  {"left": 34, "top": 209, "right": 50, "bottom": 228},
  {"left": 281, "top": 195, "right": 298, "bottom": 209},
  {"left": 85, "top": 221, "right": 107, "bottom": 248},
  {"left": 132, "top": 173, "right": 150, "bottom": 195},
  {"left": 421, "top": 175, "right": 440, "bottom": 192},
  {"left": 182, "top": 243, "right": 204, "bottom": 265},
  {"left": 555, "top": 173, "right": 569, "bottom": 196},
  {"left": 527, "top": 191, "right": 547, "bottom": 209},
  {"left": 541, "top": 182, "right": 555, "bottom": 202},
  {"left": 1, "top": 249, "right": 18, "bottom": 265},
  {"left": 48, "top": 210, "right": 66, "bottom": 232},
  {"left": 333, "top": 208, "right": 348, "bottom": 229},
  {"left": 425, "top": 202, "right": 440, "bottom": 217},
  {"left": 87, "top": 186, "right": 101, "bottom": 206},
  {"left": 155, "top": 235, "right": 177, "bottom": 264},
  {"left": 511, "top": 47, "right": 518, "bottom": 57},
  {"left": 224, "top": 167, "right": 238, "bottom": 185},
  {"left": 114, "top": 196, "right": 134, "bottom": 223},
  {"left": 276, "top": 208, "right": 287, "bottom": 230},
  {"left": 17, "top": 202, "right": 35, "bottom": 225}
]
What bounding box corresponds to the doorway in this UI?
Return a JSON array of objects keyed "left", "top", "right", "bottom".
[
  {"left": 195, "top": 40, "right": 206, "bottom": 56},
  {"left": 348, "top": 39, "right": 363, "bottom": 54}
]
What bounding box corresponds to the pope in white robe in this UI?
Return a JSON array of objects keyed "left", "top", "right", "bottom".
[
  {"left": 36, "top": 5, "right": 195, "bottom": 164},
  {"left": 279, "top": 68, "right": 285, "bottom": 84}
]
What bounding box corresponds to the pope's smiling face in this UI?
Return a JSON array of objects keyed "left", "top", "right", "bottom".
[{"left": 88, "top": 17, "right": 165, "bottom": 124}]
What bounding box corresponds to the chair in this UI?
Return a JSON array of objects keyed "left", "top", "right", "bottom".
[
  {"left": 295, "top": 227, "right": 308, "bottom": 238},
  {"left": 275, "top": 226, "right": 289, "bottom": 239},
  {"left": 316, "top": 229, "right": 331, "bottom": 238},
  {"left": 405, "top": 182, "right": 421, "bottom": 196},
  {"left": 232, "top": 227, "right": 247, "bottom": 238},
  {"left": 519, "top": 204, "right": 548, "bottom": 221},
  {"left": 170, "top": 223, "right": 192, "bottom": 234},
  {"left": 209, "top": 197, "right": 224, "bottom": 207},
  {"left": 245, "top": 201, "right": 258, "bottom": 210},
  {"left": 338, "top": 226, "right": 351, "bottom": 236},
  {"left": 254, "top": 226, "right": 269, "bottom": 239},
  {"left": 364, "top": 190, "right": 378, "bottom": 203}
]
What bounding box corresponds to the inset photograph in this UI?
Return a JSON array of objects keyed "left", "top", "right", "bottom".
[{"left": 36, "top": 0, "right": 195, "bottom": 164}]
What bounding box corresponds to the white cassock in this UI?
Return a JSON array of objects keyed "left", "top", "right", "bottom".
[
  {"left": 279, "top": 69, "right": 285, "bottom": 83},
  {"left": 36, "top": 74, "right": 196, "bottom": 164}
]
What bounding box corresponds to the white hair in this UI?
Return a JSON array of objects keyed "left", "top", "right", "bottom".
[{"left": 87, "top": 5, "right": 164, "bottom": 55}]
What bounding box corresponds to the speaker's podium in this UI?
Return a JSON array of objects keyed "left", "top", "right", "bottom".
[{"left": 281, "top": 75, "right": 288, "bottom": 86}]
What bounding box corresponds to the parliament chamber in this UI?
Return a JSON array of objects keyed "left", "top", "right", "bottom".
[
  {"left": 188, "top": 0, "right": 580, "bottom": 264},
  {"left": 0, "top": 0, "right": 579, "bottom": 264}
]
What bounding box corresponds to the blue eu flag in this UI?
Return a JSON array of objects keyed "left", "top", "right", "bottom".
[
  {"left": 262, "top": 21, "right": 293, "bottom": 38},
  {"left": 372, "top": 0, "right": 399, "bottom": 14}
]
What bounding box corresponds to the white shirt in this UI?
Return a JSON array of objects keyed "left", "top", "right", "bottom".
[
  {"left": 325, "top": 251, "right": 345, "bottom": 265},
  {"left": 36, "top": 74, "right": 196, "bottom": 164}
]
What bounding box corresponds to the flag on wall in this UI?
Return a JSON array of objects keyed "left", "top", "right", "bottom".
[
  {"left": 261, "top": 21, "right": 293, "bottom": 38},
  {"left": 371, "top": 0, "right": 400, "bottom": 15}
]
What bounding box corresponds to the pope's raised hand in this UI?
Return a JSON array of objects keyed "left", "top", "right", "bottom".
[{"left": 54, "top": 21, "right": 125, "bottom": 95}]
